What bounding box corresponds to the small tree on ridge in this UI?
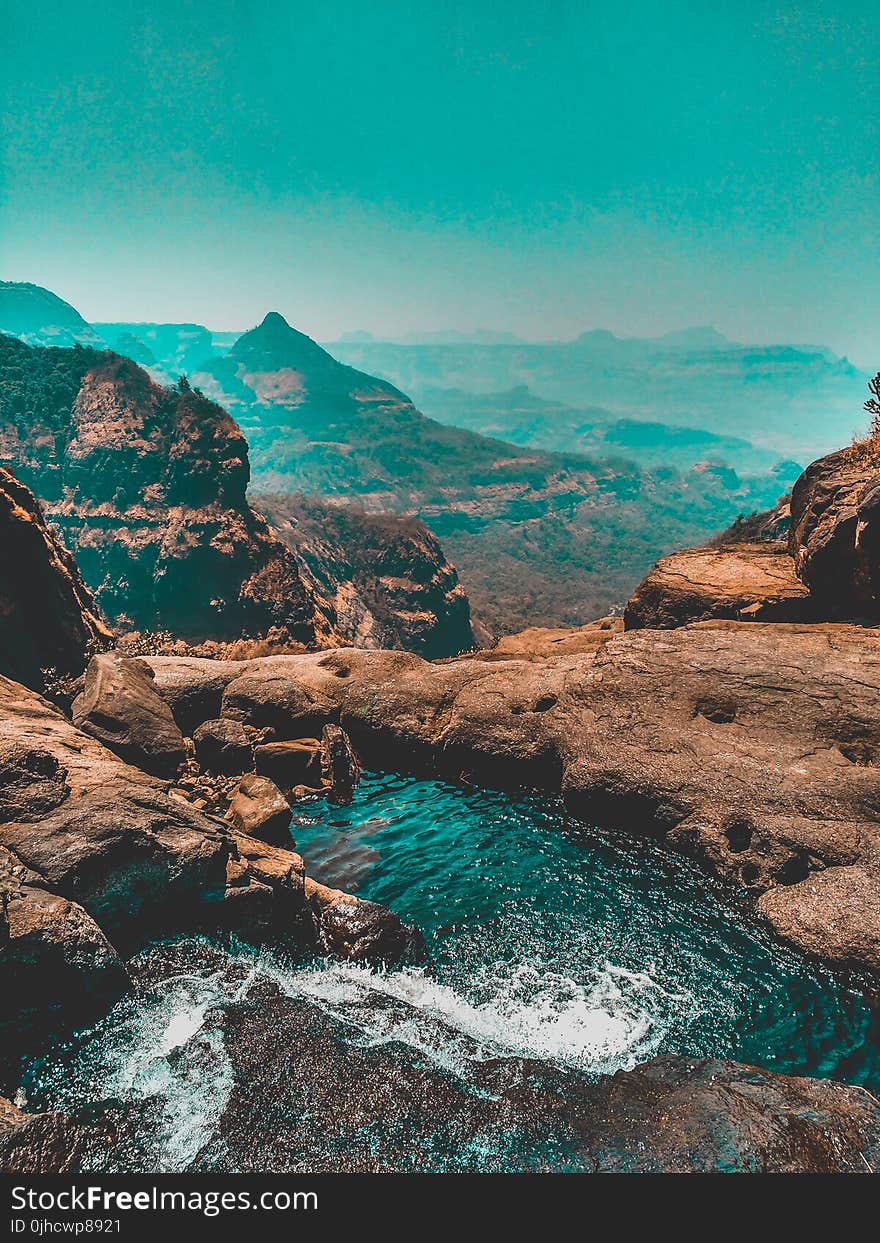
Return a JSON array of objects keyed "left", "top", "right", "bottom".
[{"left": 866, "top": 372, "right": 880, "bottom": 437}]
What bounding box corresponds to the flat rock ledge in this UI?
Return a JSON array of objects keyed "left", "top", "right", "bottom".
[
  {"left": 144, "top": 621, "right": 880, "bottom": 975},
  {"left": 624, "top": 543, "right": 817, "bottom": 630}
]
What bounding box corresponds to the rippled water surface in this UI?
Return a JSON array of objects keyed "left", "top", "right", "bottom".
[{"left": 20, "top": 774, "right": 880, "bottom": 1171}]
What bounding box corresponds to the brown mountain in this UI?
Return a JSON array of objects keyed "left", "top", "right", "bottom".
[
  {"left": 0, "top": 334, "right": 473, "bottom": 656},
  {"left": 192, "top": 313, "right": 797, "bottom": 634}
]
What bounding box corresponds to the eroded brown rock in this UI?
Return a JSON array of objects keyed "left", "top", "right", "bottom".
[
  {"left": 304, "top": 876, "right": 425, "bottom": 963},
  {"left": 72, "top": 652, "right": 186, "bottom": 777},
  {"left": 0, "top": 671, "right": 421, "bottom": 1051},
  {"left": 145, "top": 625, "right": 880, "bottom": 973},
  {"left": 226, "top": 773, "right": 293, "bottom": 845},
  {"left": 193, "top": 717, "right": 253, "bottom": 775},
  {"left": 790, "top": 445, "right": 880, "bottom": 616},
  {"left": 478, "top": 617, "right": 623, "bottom": 661},
  {"left": 0, "top": 466, "right": 110, "bottom": 690},
  {"left": 320, "top": 722, "right": 361, "bottom": 804},
  {"left": 624, "top": 543, "right": 815, "bottom": 630}
]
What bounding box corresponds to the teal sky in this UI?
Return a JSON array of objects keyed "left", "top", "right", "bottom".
[{"left": 1, "top": 1, "right": 877, "bottom": 362}]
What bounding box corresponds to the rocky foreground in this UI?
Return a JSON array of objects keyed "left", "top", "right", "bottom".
[
  {"left": 4, "top": 941, "right": 878, "bottom": 1175},
  {"left": 137, "top": 620, "right": 880, "bottom": 976},
  {"left": 3, "top": 629, "right": 880, "bottom": 1172},
  {"left": 0, "top": 662, "right": 422, "bottom": 1081}
]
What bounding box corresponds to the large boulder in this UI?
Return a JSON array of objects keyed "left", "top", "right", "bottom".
[
  {"left": 0, "top": 845, "right": 128, "bottom": 1068},
  {"left": 72, "top": 652, "right": 186, "bottom": 777},
  {"left": 193, "top": 717, "right": 253, "bottom": 775},
  {"left": 255, "top": 739, "right": 322, "bottom": 789},
  {"left": 0, "top": 466, "right": 109, "bottom": 690},
  {"left": 305, "top": 877, "right": 425, "bottom": 963},
  {"left": 226, "top": 773, "right": 292, "bottom": 845},
  {"left": 789, "top": 445, "right": 880, "bottom": 616},
  {"left": 624, "top": 543, "right": 815, "bottom": 630},
  {"left": 573, "top": 1055, "right": 880, "bottom": 1173}
]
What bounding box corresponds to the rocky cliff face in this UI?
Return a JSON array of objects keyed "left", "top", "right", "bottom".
[
  {"left": 623, "top": 443, "right": 880, "bottom": 631},
  {"left": 789, "top": 444, "right": 880, "bottom": 617},
  {"left": 0, "top": 466, "right": 110, "bottom": 688},
  {"left": 256, "top": 494, "right": 474, "bottom": 658},
  {"left": 0, "top": 334, "right": 475, "bottom": 656}
]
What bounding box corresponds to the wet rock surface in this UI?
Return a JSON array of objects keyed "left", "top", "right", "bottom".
[
  {"left": 145, "top": 626, "right": 880, "bottom": 974},
  {"left": 34, "top": 943, "right": 879, "bottom": 1174},
  {"left": 0, "top": 1096, "right": 88, "bottom": 1174}
]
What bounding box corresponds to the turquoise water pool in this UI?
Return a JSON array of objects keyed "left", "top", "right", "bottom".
[
  {"left": 19, "top": 773, "right": 880, "bottom": 1171},
  {"left": 289, "top": 773, "right": 879, "bottom": 1085}
]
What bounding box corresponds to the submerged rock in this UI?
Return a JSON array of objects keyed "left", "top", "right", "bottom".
[{"left": 72, "top": 652, "right": 186, "bottom": 777}]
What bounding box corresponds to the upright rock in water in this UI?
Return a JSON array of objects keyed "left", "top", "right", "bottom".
[
  {"left": 305, "top": 877, "right": 425, "bottom": 963},
  {"left": 790, "top": 445, "right": 880, "bottom": 616},
  {"left": 320, "top": 723, "right": 361, "bottom": 804},
  {"left": 0, "top": 467, "right": 109, "bottom": 689},
  {"left": 72, "top": 652, "right": 186, "bottom": 777}
]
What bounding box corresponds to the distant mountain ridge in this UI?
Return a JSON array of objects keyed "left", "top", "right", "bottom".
[
  {"left": 0, "top": 281, "right": 105, "bottom": 348},
  {"left": 189, "top": 312, "right": 798, "bottom": 633},
  {"left": 328, "top": 331, "right": 865, "bottom": 460}
]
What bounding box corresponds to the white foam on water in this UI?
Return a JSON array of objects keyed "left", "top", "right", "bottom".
[
  {"left": 250, "top": 949, "right": 689, "bottom": 1078},
  {"left": 67, "top": 968, "right": 252, "bottom": 1172}
]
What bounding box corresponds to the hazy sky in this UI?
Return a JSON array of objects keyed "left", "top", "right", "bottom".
[{"left": 1, "top": 1, "right": 877, "bottom": 362}]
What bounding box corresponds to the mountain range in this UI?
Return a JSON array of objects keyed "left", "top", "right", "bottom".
[{"left": 1, "top": 280, "right": 863, "bottom": 634}]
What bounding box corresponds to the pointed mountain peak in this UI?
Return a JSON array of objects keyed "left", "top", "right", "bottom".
[
  {"left": 259, "top": 310, "right": 292, "bottom": 331},
  {"left": 229, "top": 312, "right": 350, "bottom": 382}
]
